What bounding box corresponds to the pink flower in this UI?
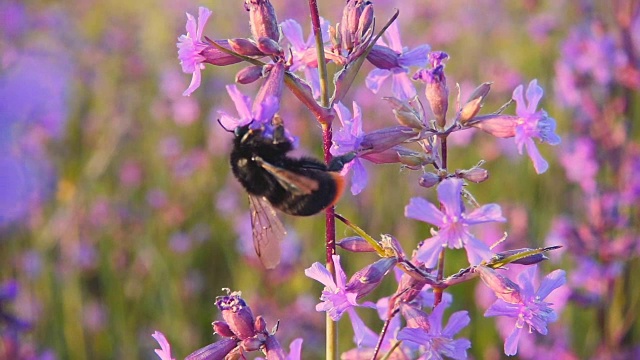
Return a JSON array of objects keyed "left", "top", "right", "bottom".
[
  {"left": 151, "top": 331, "right": 175, "bottom": 360},
  {"left": 484, "top": 266, "right": 566, "bottom": 356},
  {"left": 512, "top": 79, "right": 561, "bottom": 173},
  {"left": 405, "top": 178, "right": 505, "bottom": 267},
  {"left": 177, "top": 7, "right": 212, "bottom": 96}
]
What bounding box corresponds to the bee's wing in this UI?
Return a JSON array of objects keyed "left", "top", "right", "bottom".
[
  {"left": 253, "top": 156, "right": 319, "bottom": 195},
  {"left": 248, "top": 194, "right": 286, "bottom": 269}
]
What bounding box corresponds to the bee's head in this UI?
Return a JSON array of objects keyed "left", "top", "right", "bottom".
[{"left": 235, "top": 124, "right": 259, "bottom": 145}]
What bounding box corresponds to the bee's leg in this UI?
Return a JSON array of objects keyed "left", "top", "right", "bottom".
[
  {"left": 270, "top": 114, "right": 289, "bottom": 145},
  {"left": 328, "top": 152, "right": 356, "bottom": 171}
]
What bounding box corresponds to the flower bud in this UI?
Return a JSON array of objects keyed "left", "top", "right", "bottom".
[
  {"left": 236, "top": 65, "right": 264, "bottom": 84},
  {"left": 419, "top": 172, "right": 441, "bottom": 188},
  {"left": 361, "top": 147, "right": 401, "bottom": 164},
  {"left": 393, "top": 109, "right": 425, "bottom": 129},
  {"left": 346, "top": 257, "right": 397, "bottom": 299},
  {"left": 245, "top": 0, "right": 279, "bottom": 42},
  {"left": 336, "top": 236, "right": 376, "bottom": 252},
  {"left": 340, "top": 0, "right": 373, "bottom": 52},
  {"left": 494, "top": 248, "right": 549, "bottom": 265},
  {"left": 415, "top": 66, "right": 448, "bottom": 128},
  {"left": 400, "top": 303, "right": 430, "bottom": 330},
  {"left": 241, "top": 337, "right": 263, "bottom": 352},
  {"left": 256, "top": 37, "right": 283, "bottom": 56},
  {"left": 201, "top": 39, "right": 244, "bottom": 66},
  {"left": 384, "top": 97, "right": 426, "bottom": 129},
  {"left": 475, "top": 266, "right": 522, "bottom": 304},
  {"left": 366, "top": 45, "right": 400, "bottom": 70},
  {"left": 359, "top": 126, "right": 417, "bottom": 155},
  {"left": 213, "top": 320, "right": 236, "bottom": 338},
  {"left": 254, "top": 315, "right": 267, "bottom": 333},
  {"left": 228, "top": 38, "right": 264, "bottom": 56},
  {"left": 216, "top": 291, "right": 256, "bottom": 340},
  {"left": 264, "top": 335, "right": 286, "bottom": 360},
  {"left": 186, "top": 338, "right": 238, "bottom": 360},
  {"left": 458, "top": 82, "right": 491, "bottom": 125},
  {"left": 398, "top": 150, "right": 429, "bottom": 169},
  {"left": 357, "top": 3, "right": 374, "bottom": 39},
  {"left": 457, "top": 167, "right": 489, "bottom": 183}
]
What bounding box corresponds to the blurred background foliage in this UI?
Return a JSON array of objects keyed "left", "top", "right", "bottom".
[{"left": 1, "top": 0, "right": 639, "bottom": 359}]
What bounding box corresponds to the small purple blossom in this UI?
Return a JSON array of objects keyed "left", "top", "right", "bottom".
[
  {"left": 305, "top": 254, "right": 359, "bottom": 321},
  {"left": 512, "top": 79, "right": 561, "bottom": 174},
  {"left": 331, "top": 101, "right": 368, "bottom": 195},
  {"left": 177, "top": 7, "right": 212, "bottom": 96},
  {"left": 365, "top": 21, "right": 430, "bottom": 100},
  {"left": 217, "top": 85, "right": 279, "bottom": 131},
  {"left": 484, "top": 266, "right": 566, "bottom": 356},
  {"left": 305, "top": 255, "right": 376, "bottom": 347},
  {"left": 405, "top": 178, "right": 505, "bottom": 267},
  {"left": 397, "top": 302, "right": 471, "bottom": 360},
  {"left": 152, "top": 331, "right": 176, "bottom": 360},
  {"left": 560, "top": 137, "right": 598, "bottom": 194},
  {"left": 280, "top": 18, "right": 330, "bottom": 98}
]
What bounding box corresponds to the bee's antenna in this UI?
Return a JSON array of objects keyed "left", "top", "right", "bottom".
[{"left": 217, "top": 119, "right": 234, "bottom": 133}]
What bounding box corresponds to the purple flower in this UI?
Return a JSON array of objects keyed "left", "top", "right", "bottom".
[
  {"left": 405, "top": 178, "right": 505, "bottom": 267},
  {"left": 414, "top": 52, "right": 450, "bottom": 128},
  {"left": 365, "top": 21, "right": 430, "bottom": 100},
  {"left": 397, "top": 302, "right": 471, "bottom": 360},
  {"left": 151, "top": 331, "right": 175, "bottom": 360},
  {"left": 280, "top": 18, "right": 329, "bottom": 98},
  {"left": 305, "top": 255, "right": 375, "bottom": 347},
  {"left": 512, "top": 79, "right": 561, "bottom": 174},
  {"left": 217, "top": 85, "right": 279, "bottom": 131},
  {"left": 330, "top": 101, "right": 368, "bottom": 195},
  {"left": 560, "top": 137, "right": 598, "bottom": 194},
  {"left": 177, "top": 7, "right": 212, "bottom": 96},
  {"left": 305, "top": 255, "right": 359, "bottom": 321},
  {"left": 484, "top": 266, "right": 566, "bottom": 356},
  {"left": 256, "top": 338, "right": 303, "bottom": 360}
]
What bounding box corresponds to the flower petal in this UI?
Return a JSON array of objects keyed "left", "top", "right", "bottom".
[
  {"left": 405, "top": 197, "right": 445, "bottom": 227},
  {"left": 464, "top": 235, "right": 494, "bottom": 265},
  {"left": 442, "top": 311, "right": 470, "bottom": 337},
  {"left": 226, "top": 85, "right": 253, "bottom": 120},
  {"left": 195, "top": 7, "right": 213, "bottom": 40},
  {"left": 415, "top": 236, "right": 445, "bottom": 268},
  {"left": 398, "top": 45, "right": 430, "bottom": 68},
  {"left": 437, "top": 179, "right": 463, "bottom": 217},
  {"left": 365, "top": 68, "right": 391, "bottom": 94},
  {"left": 536, "top": 269, "right": 566, "bottom": 299},
  {"left": 524, "top": 137, "right": 549, "bottom": 174},
  {"left": 525, "top": 79, "right": 543, "bottom": 114},
  {"left": 466, "top": 203, "right": 506, "bottom": 224},
  {"left": 349, "top": 159, "right": 368, "bottom": 195},
  {"left": 281, "top": 19, "right": 305, "bottom": 50},
  {"left": 182, "top": 66, "right": 202, "bottom": 96},
  {"left": 391, "top": 71, "right": 416, "bottom": 100},
  {"left": 304, "top": 262, "right": 336, "bottom": 290},
  {"left": 504, "top": 326, "right": 522, "bottom": 356},
  {"left": 512, "top": 84, "right": 526, "bottom": 117}
]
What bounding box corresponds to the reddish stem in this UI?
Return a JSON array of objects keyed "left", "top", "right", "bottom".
[{"left": 323, "top": 123, "right": 336, "bottom": 265}]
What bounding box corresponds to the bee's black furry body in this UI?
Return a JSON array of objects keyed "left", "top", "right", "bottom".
[{"left": 230, "top": 124, "right": 346, "bottom": 216}]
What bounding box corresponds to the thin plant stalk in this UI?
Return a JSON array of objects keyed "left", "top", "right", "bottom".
[{"left": 307, "top": 0, "right": 337, "bottom": 359}]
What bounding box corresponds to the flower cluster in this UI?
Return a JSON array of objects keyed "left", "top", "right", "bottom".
[
  {"left": 164, "top": 0, "right": 568, "bottom": 358},
  {"left": 154, "top": 290, "right": 302, "bottom": 360}
]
